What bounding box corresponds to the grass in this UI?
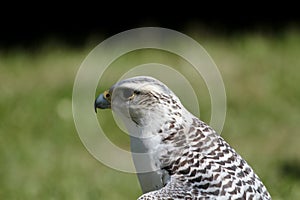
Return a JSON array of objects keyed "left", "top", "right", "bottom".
[{"left": 1, "top": 28, "right": 300, "bottom": 199}]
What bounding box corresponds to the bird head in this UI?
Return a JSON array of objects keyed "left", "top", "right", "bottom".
[{"left": 95, "top": 76, "right": 183, "bottom": 135}]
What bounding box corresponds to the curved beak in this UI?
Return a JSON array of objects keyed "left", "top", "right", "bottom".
[{"left": 94, "top": 92, "right": 111, "bottom": 113}]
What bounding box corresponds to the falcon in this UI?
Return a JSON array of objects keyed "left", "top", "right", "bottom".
[{"left": 94, "top": 76, "right": 271, "bottom": 200}]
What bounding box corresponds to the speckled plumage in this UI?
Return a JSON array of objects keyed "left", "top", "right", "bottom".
[{"left": 95, "top": 76, "right": 271, "bottom": 200}]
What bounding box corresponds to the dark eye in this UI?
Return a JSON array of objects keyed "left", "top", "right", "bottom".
[{"left": 134, "top": 90, "right": 141, "bottom": 95}]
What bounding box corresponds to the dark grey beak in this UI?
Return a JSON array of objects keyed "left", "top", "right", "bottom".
[{"left": 94, "top": 93, "right": 111, "bottom": 113}]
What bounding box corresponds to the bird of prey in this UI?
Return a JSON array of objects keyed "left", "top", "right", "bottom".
[{"left": 94, "top": 76, "right": 271, "bottom": 200}]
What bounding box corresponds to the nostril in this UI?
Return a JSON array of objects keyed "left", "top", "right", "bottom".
[{"left": 103, "top": 90, "right": 111, "bottom": 99}]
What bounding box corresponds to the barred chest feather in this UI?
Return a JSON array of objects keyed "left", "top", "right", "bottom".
[{"left": 139, "top": 106, "right": 271, "bottom": 199}]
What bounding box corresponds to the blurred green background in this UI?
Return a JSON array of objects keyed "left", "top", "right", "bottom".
[{"left": 1, "top": 28, "right": 300, "bottom": 200}]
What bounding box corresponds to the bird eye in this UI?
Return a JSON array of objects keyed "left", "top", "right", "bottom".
[{"left": 134, "top": 90, "right": 141, "bottom": 95}]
